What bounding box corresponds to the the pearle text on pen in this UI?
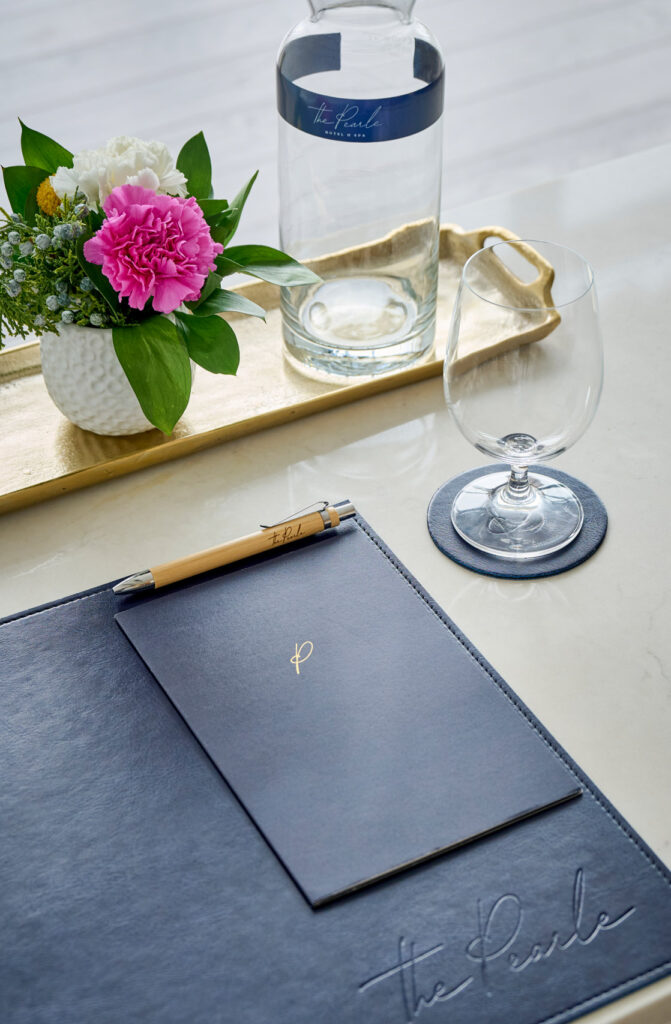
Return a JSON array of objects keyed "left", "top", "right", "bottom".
[{"left": 270, "top": 522, "right": 303, "bottom": 545}]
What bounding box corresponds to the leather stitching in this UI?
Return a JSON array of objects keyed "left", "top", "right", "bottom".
[
  {"left": 530, "top": 962, "right": 671, "bottom": 1024},
  {"left": 0, "top": 585, "right": 108, "bottom": 627}
]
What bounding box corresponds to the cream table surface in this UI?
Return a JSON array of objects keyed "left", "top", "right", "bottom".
[{"left": 1, "top": 144, "right": 670, "bottom": 1023}]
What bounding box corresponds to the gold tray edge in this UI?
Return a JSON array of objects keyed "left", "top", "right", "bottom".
[{"left": 0, "top": 354, "right": 443, "bottom": 514}]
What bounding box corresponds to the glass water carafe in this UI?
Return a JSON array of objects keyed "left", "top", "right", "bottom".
[{"left": 277, "top": 0, "right": 444, "bottom": 378}]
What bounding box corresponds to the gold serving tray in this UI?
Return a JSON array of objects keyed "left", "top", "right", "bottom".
[{"left": 0, "top": 224, "right": 558, "bottom": 514}]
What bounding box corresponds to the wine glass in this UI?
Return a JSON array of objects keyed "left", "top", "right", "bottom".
[{"left": 444, "top": 239, "right": 603, "bottom": 559}]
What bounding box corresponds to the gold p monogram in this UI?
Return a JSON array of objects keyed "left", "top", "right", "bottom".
[{"left": 291, "top": 641, "right": 314, "bottom": 675}]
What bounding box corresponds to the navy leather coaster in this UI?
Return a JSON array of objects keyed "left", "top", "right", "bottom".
[{"left": 428, "top": 466, "right": 608, "bottom": 579}]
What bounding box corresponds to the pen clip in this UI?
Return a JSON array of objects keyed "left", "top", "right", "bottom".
[{"left": 260, "top": 500, "right": 330, "bottom": 530}]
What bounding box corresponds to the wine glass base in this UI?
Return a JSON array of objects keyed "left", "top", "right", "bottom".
[{"left": 451, "top": 471, "right": 584, "bottom": 559}]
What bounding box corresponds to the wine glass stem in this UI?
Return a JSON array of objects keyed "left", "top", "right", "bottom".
[{"left": 503, "top": 465, "right": 532, "bottom": 503}]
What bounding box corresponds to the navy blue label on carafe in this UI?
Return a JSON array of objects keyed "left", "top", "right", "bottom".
[{"left": 277, "top": 34, "right": 444, "bottom": 143}]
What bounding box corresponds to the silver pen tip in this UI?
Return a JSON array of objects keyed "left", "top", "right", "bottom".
[{"left": 113, "top": 570, "right": 155, "bottom": 594}]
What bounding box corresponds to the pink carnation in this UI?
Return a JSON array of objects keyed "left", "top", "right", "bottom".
[{"left": 83, "top": 184, "right": 223, "bottom": 314}]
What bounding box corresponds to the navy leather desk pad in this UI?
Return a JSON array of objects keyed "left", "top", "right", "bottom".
[
  {"left": 1, "top": 515, "right": 670, "bottom": 1024},
  {"left": 115, "top": 522, "right": 579, "bottom": 907}
]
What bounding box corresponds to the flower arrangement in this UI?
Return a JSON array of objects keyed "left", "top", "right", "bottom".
[{"left": 0, "top": 122, "right": 317, "bottom": 432}]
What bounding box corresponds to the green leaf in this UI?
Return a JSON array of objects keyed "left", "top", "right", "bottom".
[
  {"left": 175, "top": 312, "right": 240, "bottom": 374},
  {"left": 231, "top": 170, "right": 257, "bottom": 215},
  {"left": 215, "top": 256, "right": 246, "bottom": 278},
  {"left": 198, "top": 198, "right": 228, "bottom": 224},
  {"left": 88, "top": 208, "right": 105, "bottom": 233},
  {"left": 113, "top": 316, "right": 192, "bottom": 434},
  {"left": 191, "top": 288, "right": 265, "bottom": 320},
  {"left": 176, "top": 131, "right": 211, "bottom": 200},
  {"left": 187, "top": 271, "right": 221, "bottom": 309},
  {"left": 215, "top": 244, "right": 320, "bottom": 286},
  {"left": 75, "top": 237, "right": 120, "bottom": 313},
  {"left": 210, "top": 170, "right": 258, "bottom": 246},
  {"left": 23, "top": 186, "right": 39, "bottom": 225},
  {"left": 19, "top": 119, "right": 72, "bottom": 173},
  {"left": 186, "top": 271, "right": 222, "bottom": 309},
  {"left": 210, "top": 222, "right": 232, "bottom": 246},
  {"left": 2, "top": 165, "right": 46, "bottom": 216}
]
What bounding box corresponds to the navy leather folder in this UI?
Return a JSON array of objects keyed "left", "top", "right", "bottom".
[
  {"left": 115, "top": 522, "right": 580, "bottom": 907},
  {"left": 1, "top": 514, "right": 670, "bottom": 1024}
]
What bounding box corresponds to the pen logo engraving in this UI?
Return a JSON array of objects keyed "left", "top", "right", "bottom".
[
  {"left": 271, "top": 522, "right": 304, "bottom": 546},
  {"left": 358, "top": 868, "right": 635, "bottom": 1022},
  {"left": 291, "top": 641, "right": 314, "bottom": 675}
]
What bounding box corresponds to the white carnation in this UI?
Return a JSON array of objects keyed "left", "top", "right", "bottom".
[{"left": 50, "top": 136, "right": 188, "bottom": 208}]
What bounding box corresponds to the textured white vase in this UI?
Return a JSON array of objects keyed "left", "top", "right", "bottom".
[{"left": 41, "top": 323, "right": 156, "bottom": 435}]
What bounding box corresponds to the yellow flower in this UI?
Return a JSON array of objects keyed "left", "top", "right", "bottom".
[{"left": 36, "top": 177, "right": 61, "bottom": 216}]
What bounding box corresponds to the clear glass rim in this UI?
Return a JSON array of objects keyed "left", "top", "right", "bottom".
[
  {"left": 310, "top": 0, "right": 415, "bottom": 15},
  {"left": 461, "top": 238, "right": 596, "bottom": 313}
]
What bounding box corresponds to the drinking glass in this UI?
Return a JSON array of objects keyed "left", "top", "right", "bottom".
[{"left": 444, "top": 239, "right": 603, "bottom": 559}]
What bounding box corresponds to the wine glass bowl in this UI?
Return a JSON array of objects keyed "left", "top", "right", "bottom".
[{"left": 444, "top": 240, "right": 603, "bottom": 559}]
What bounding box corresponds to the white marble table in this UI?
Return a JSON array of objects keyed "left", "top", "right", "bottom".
[{"left": 2, "top": 144, "right": 670, "bottom": 1022}]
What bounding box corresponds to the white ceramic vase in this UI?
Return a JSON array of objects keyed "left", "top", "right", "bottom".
[{"left": 41, "top": 323, "right": 156, "bottom": 435}]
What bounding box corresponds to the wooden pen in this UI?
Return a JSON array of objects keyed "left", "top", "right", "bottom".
[{"left": 112, "top": 500, "right": 356, "bottom": 594}]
